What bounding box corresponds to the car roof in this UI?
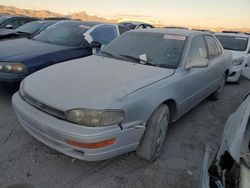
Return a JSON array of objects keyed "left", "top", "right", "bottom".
[
  {"left": 215, "top": 32, "right": 250, "bottom": 38},
  {"left": 56, "top": 20, "right": 114, "bottom": 27},
  {"left": 120, "top": 21, "right": 152, "bottom": 25},
  {"left": 132, "top": 28, "right": 207, "bottom": 37}
]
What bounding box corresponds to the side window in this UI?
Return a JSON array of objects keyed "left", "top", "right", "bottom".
[
  {"left": 118, "top": 25, "right": 129, "bottom": 35},
  {"left": 3, "top": 19, "right": 28, "bottom": 29},
  {"left": 90, "top": 25, "right": 118, "bottom": 45},
  {"left": 205, "top": 36, "right": 220, "bottom": 57},
  {"left": 188, "top": 36, "right": 208, "bottom": 64},
  {"left": 145, "top": 25, "right": 153, "bottom": 29}
]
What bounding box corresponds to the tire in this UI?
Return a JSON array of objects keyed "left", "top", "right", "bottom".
[
  {"left": 136, "top": 104, "right": 169, "bottom": 162},
  {"left": 209, "top": 75, "right": 226, "bottom": 100}
]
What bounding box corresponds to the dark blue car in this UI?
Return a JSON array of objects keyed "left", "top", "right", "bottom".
[
  {"left": 0, "top": 21, "right": 128, "bottom": 83},
  {"left": 0, "top": 20, "right": 58, "bottom": 40}
]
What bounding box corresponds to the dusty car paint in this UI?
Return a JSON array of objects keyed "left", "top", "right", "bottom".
[{"left": 12, "top": 29, "right": 231, "bottom": 161}]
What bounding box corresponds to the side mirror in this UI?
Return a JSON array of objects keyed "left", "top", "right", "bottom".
[
  {"left": 5, "top": 24, "right": 13, "bottom": 29},
  {"left": 89, "top": 41, "right": 101, "bottom": 49},
  {"left": 241, "top": 67, "right": 250, "bottom": 80},
  {"left": 186, "top": 59, "right": 208, "bottom": 69}
]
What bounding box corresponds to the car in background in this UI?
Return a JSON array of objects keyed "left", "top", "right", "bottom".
[
  {"left": 165, "top": 26, "right": 189, "bottom": 30},
  {"left": 44, "top": 17, "right": 70, "bottom": 20},
  {"left": 0, "top": 15, "right": 37, "bottom": 31},
  {"left": 0, "top": 20, "right": 58, "bottom": 41},
  {"left": 215, "top": 32, "right": 250, "bottom": 83},
  {"left": 119, "top": 21, "right": 154, "bottom": 30},
  {"left": 12, "top": 29, "right": 230, "bottom": 162},
  {"left": 0, "top": 21, "right": 127, "bottom": 84},
  {"left": 200, "top": 67, "right": 250, "bottom": 188}
]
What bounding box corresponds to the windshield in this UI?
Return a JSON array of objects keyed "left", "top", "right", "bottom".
[
  {"left": 33, "top": 22, "right": 91, "bottom": 46},
  {"left": 100, "top": 31, "right": 186, "bottom": 69},
  {"left": 16, "top": 21, "right": 45, "bottom": 34},
  {"left": 216, "top": 35, "right": 249, "bottom": 51},
  {"left": 0, "top": 16, "right": 9, "bottom": 25}
]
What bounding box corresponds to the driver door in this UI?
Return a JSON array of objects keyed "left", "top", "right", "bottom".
[{"left": 181, "top": 36, "right": 212, "bottom": 114}]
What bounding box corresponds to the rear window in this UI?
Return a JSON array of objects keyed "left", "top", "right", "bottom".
[{"left": 215, "top": 35, "right": 249, "bottom": 51}]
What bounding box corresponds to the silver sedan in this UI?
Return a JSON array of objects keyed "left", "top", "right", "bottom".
[{"left": 12, "top": 29, "right": 231, "bottom": 162}]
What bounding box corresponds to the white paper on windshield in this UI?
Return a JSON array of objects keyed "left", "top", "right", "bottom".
[
  {"left": 139, "top": 54, "right": 147, "bottom": 64},
  {"left": 164, "top": 34, "right": 186, "bottom": 41},
  {"left": 83, "top": 33, "right": 93, "bottom": 43}
]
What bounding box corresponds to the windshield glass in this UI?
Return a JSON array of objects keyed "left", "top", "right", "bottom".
[
  {"left": 216, "top": 35, "right": 249, "bottom": 51},
  {"left": 33, "top": 22, "right": 91, "bottom": 46},
  {"left": 0, "top": 16, "right": 9, "bottom": 25},
  {"left": 100, "top": 31, "right": 186, "bottom": 69},
  {"left": 16, "top": 21, "right": 45, "bottom": 34}
]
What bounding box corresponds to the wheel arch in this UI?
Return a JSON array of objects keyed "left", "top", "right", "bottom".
[{"left": 163, "top": 99, "right": 178, "bottom": 122}]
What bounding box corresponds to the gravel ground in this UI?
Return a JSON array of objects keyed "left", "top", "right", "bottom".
[{"left": 0, "top": 80, "right": 250, "bottom": 188}]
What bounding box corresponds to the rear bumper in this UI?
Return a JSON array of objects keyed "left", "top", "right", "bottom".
[{"left": 12, "top": 93, "right": 145, "bottom": 161}]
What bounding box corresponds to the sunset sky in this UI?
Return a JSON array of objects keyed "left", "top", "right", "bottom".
[{"left": 0, "top": 0, "right": 249, "bottom": 29}]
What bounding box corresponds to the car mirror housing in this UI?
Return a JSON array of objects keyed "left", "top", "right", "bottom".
[
  {"left": 241, "top": 67, "right": 250, "bottom": 80},
  {"left": 185, "top": 59, "right": 208, "bottom": 69},
  {"left": 5, "top": 24, "right": 13, "bottom": 29},
  {"left": 89, "top": 41, "right": 102, "bottom": 49}
]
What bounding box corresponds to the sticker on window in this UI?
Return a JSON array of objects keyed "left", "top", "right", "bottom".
[
  {"left": 164, "top": 34, "right": 186, "bottom": 41},
  {"left": 199, "top": 48, "right": 206, "bottom": 57},
  {"left": 79, "top": 25, "right": 91, "bottom": 29},
  {"left": 235, "top": 37, "right": 248, "bottom": 41}
]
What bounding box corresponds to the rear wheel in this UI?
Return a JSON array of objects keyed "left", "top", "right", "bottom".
[
  {"left": 209, "top": 75, "right": 226, "bottom": 100},
  {"left": 136, "top": 104, "right": 169, "bottom": 162}
]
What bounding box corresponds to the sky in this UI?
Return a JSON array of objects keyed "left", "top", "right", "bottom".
[{"left": 0, "top": 0, "right": 249, "bottom": 29}]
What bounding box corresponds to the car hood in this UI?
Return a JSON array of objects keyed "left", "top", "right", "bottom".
[
  {"left": 199, "top": 94, "right": 250, "bottom": 188},
  {"left": 0, "top": 38, "right": 73, "bottom": 62},
  {"left": 216, "top": 94, "right": 250, "bottom": 162},
  {"left": 23, "top": 55, "right": 175, "bottom": 111},
  {"left": 0, "top": 29, "right": 16, "bottom": 36}
]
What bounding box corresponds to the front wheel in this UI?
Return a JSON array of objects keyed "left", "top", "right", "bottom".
[
  {"left": 136, "top": 104, "right": 169, "bottom": 162},
  {"left": 209, "top": 75, "right": 226, "bottom": 100}
]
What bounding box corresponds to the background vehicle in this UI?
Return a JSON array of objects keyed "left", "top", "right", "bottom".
[
  {"left": 215, "top": 32, "right": 250, "bottom": 83},
  {"left": 119, "top": 21, "right": 154, "bottom": 29},
  {"left": 200, "top": 67, "right": 250, "bottom": 188},
  {"left": 12, "top": 29, "right": 230, "bottom": 162},
  {"left": 0, "top": 15, "right": 37, "bottom": 31},
  {"left": 0, "top": 20, "right": 58, "bottom": 40},
  {"left": 0, "top": 21, "right": 126, "bottom": 83}
]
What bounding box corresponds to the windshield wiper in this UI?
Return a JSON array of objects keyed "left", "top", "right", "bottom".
[
  {"left": 120, "top": 54, "right": 175, "bottom": 69},
  {"left": 99, "top": 51, "right": 120, "bottom": 60},
  {"left": 120, "top": 54, "right": 156, "bottom": 66}
]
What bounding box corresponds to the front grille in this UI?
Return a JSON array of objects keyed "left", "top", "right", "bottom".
[{"left": 22, "top": 91, "right": 66, "bottom": 120}]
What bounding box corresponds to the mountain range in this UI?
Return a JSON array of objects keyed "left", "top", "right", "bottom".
[
  {"left": 0, "top": 5, "right": 116, "bottom": 23},
  {"left": 0, "top": 5, "right": 249, "bottom": 32}
]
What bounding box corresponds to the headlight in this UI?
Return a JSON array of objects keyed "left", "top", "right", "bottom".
[
  {"left": 65, "top": 109, "right": 125, "bottom": 127},
  {"left": 232, "top": 57, "right": 244, "bottom": 66},
  {"left": 0, "top": 62, "right": 27, "bottom": 73}
]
